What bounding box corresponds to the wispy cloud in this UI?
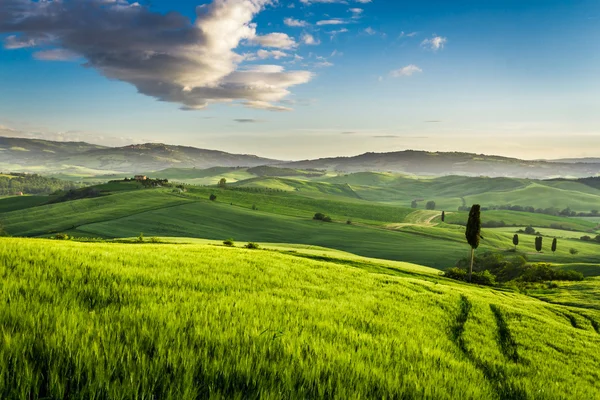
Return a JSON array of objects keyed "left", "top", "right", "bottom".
[
  {"left": 284, "top": 18, "right": 309, "bottom": 27},
  {"left": 33, "top": 49, "right": 80, "bottom": 61},
  {"left": 316, "top": 19, "right": 346, "bottom": 26},
  {"left": 301, "top": 33, "right": 320, "bottom": 45},
  {"left": 390, "top": 65, "right": 422, "bottom": 77},
  {"left": 421, "top": 35, "right": 448, "bottom": 51}
]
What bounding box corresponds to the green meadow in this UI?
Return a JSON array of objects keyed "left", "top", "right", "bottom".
[
  {"left": 1, "top": 170, "right": 600, "bottom": 398},
  {"left": 1, "top": 238, "right": 599, "bottom": 399}
]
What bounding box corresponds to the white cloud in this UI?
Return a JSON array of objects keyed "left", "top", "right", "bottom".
[
  {"left": 0, "top": 0, "right": 312, "bottom": 112},
  {"left": 328, "top": 28, "right": 349, "bottom": 39},
  {"left": 251, "top": 32, "right": 297, "bottom": 49},
  {"left": 284, "top": 18, "right": 308, "bottom": 27},
  {"left": 390, "top": 64, "right": 422, "bottom": 77},
  {"left": 316, "top": 19, "right": 346, "bottom": 26},
  {"left": 399, "top": 31, "right": 418, "bottom": 38},
  {"left": 255, "top": 50, "right": 289, "bottom": 60},
  {"left": 364, "top": 27, "right": 376, "bottom": 35},
  {"left": 421, "top": 35, "right": 447, "bottom": 51},
  {"left": 349, "top": 8, "right": 363, "bottom": 18},
  {"left": 301, "top": 33, "right": 320, "bottom": 45}
]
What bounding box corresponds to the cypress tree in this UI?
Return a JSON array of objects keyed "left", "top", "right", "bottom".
[
  {"left": 441, "top": 211, "right": 445, "bottom": 222},
  {"left": 551, "top": 238, "right": 557, "bottom": 254},
  {"left": 465, "top": 204, "right": 481, "bottom": 282},
  {"left": 513, "top": 234, "right": 519, "bottom": 250},
  {"left": 535, "top": 236, "right": 543, "bottom": 253}
]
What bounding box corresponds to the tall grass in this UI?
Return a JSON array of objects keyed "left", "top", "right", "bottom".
[{"left": 1, "top": 238, "right": 599, "bottom": 399}]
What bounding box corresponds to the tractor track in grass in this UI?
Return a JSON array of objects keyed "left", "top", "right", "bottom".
[
  {"left": 450, "top": 295, "right": 527, "bottom": 400},
  {"left": 490, "top": 305, "right": 520, "bottom": 363}
]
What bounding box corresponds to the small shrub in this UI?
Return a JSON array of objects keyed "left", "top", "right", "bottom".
[
  {"left": 209, "top": 194, "right": 217, "bottom": 201},
  {"left": 443, "top": 267, "right": 467, "bottom": 281},
  {"left": 137, "top": 233, "right": 144, "bottom": 243},
  {"left": 54, "top": 233, "right": 70, "bottom": 240},
  {"left": 569, "top": 248, "right": 579, "bottom": 255},
  {"left": 443, "top": 267, "right": 496, "bottom": 286},
  {"left": 323, "top": 216, "right": 333, "bottom": 223},
  {"left": 149, "top": 237, "right": 161, "bottom": 243},
  {"left": 252, "top": 204, "right": 257, "bottom": 210},
  {"left": 245, "top": 242, "right": 260, "bottom": 249},
  {"left": 471, "top": 270, "right": 497, "bottom": 286},
  {"left": 313, "top": 213, "right": 325, "bottom": 221},
  {"left": 346, "top": 220, "right": 352, "bottom": 225},
  {"left": 223, "top": 238, "right": 235, "bottom": 247}
]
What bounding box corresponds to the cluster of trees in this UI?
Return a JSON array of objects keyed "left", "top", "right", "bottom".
[
  {"left": 580, "top": 235, "right": 600, "bottom": 243},
  {"left": 0, "top": 173, "right": 80, "bottom": 195},
  {"left": 313, "top": 213, "right": 333, "bottom": 223},
  {"left": 411, "top": 200, "right": 436, "bottom": 210},
  {"left": 457, "top": 204, "right": 598, "bottom": 217},
  {"left": 452, "top": 204, "right": 578, "bottom": 285},
  {"left": 445, "top": 250, "right": 583, "bottom": 286}
]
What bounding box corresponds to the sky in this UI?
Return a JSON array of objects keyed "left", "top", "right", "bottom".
[{"left": 0, "top": 0, "right": 599, "bottom": 161}]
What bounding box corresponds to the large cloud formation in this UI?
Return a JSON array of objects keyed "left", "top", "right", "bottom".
[{"left": 0, "top": 0, "right": 313, "bottom": 111}]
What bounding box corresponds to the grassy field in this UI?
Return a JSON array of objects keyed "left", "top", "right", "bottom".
[
  {"left": 0, "top": 195, "right": 48, "bottom": 213},
  {"left": 1, "top": 238, "right": 599, "bottom": 399},
  {"left": 2, "top": 182, "right": 600, "bottom": 270},
  {"left": 441, "top": 210, "right": 599, "bottom": 232}
]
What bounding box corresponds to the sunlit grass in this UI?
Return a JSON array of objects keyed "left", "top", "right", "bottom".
[{"left": 0, "top": 238, "right": 599, "bottom": 399}]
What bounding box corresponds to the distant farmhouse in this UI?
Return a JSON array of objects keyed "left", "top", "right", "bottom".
[{"left": 134, "top": 175, "right": 147, "bottom": 181}]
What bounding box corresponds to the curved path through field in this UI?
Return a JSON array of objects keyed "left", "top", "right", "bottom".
[{"left": 385, "top": 210, "right": 451, "bottom": 230}]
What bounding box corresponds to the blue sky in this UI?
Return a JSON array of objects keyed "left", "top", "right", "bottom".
[{"left": 0, "top": 0, "right": 598, "bottom": 160}]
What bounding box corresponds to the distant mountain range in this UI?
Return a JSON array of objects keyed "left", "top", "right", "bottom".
[
  {"left": 0, "top": 137, "right": 276, "bottom": 175},
  {"left": 1, "top": 136, "right": 599, "bottom": 179}
]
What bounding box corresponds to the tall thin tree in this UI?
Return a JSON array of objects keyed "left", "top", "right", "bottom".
[
  {"left": 441, "top": 211, "right": 445, "bottom": 222},
  {"left": 535, "top": 236, "right": 543, "bottom": 253},
  {"left": 465, "top": 204, "right": 481, "bottom": 283},
  {"left": 551, "top": 238, "right": 557, "bottom": 254},
  {"left": 513, "top": 234, "right": 519, "bottom": 250}
]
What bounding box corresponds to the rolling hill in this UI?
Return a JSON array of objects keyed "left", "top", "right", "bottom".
[
  {"left": 1, "top": 237, "right": 599, "bottom": 398},
  {"left": 283, "top": 150, "right": 600, "bottom": 179},
  {"left": 3, "top": 136, "right": 600, "bottom": 178},
  {"left": 2, "top": 181, "right": 599, "bottom": 270},
  {"left": 0, "top": 137, "right": 278, "bottom": 175}
]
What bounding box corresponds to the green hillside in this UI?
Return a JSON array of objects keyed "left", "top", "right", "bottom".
[
  {"left": 2, "top": 181, "right": 600, "bottom": 270},
  {"left": 1, "top": 238, "right": 598, "bottom": 398}
]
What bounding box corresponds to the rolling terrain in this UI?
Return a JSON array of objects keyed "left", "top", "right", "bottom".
[
  {"left": 1, "top": 238, "right": 599, "bottom": 398},
  {"left": 4, "top": 136, "right": 600, "bottom": 178},
  {"left": 2, "top": 179, "right": 599, "bottom": 270},
  {"left": 1, "top": 161, "right": 600, "bottom": 399}
]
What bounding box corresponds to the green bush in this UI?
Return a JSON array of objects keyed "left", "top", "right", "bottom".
[
  {"left": 443, "top": 267, "right": 496, "bottom": 286},
  {"left": 245, "top": 242, "right": 260, "bottom": 250},
  {"left": 518, "top": 263, "right": 584, "bottom": 282},
  {"left": 323, "top": 216, "right": 333, "bottom": 223},
  {"left": 223, "top": 238, "right": 235, "bottom": 247},
  {"left": 313, "top": 213, "right": 326, "bottom": 221},
  {"left": 54, "top": 233, "right": 70, "bottom": 240}
]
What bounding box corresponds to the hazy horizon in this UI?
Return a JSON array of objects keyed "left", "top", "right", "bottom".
[{"left": 1, "top": 0, "right": 599, "bottom": 160}]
